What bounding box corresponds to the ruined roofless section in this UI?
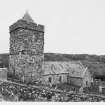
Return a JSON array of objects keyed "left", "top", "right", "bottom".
[{"left": 9, "top": 12, "right": 44, "bottom": 33}]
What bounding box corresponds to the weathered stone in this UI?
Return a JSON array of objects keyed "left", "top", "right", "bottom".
[{"left": 9, "top": 13, "right": 44, "bottom": 82}]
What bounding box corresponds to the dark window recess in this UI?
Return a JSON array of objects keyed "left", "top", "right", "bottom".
[
  {"left": 86, "top": 81, "right": 88, "bottom": 86},
  {"left": 21, "top": 50, "right": 26, "bottom": 54},
  {"left": 48, "top": 77, "right": 52, "bottom": 83},
  {"left": 59, "top": 76, "right": 62, "bottom": 82}
]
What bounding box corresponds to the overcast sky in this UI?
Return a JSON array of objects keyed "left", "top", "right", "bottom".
[{"left": 0, "top": 0, "right": 105, "bottom": 55}]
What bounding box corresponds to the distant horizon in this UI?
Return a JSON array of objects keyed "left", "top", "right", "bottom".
[{"left": 1, "top": 51, "right": 105, "bottom": 56}]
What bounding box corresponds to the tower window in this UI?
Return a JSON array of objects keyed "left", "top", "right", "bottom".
[
  {"left": 48, "top": 77, "right": 52, "bottom": 83},
  {"left": 86, "top": 81, "right": 88, "bottom": 86},
  {"left": 59, "top": 76, "right": 62, "bottom": 82}
]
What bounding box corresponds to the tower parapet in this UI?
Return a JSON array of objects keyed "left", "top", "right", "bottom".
[{"left": 9, "top": 20, "right": 44, "bottom": 33}]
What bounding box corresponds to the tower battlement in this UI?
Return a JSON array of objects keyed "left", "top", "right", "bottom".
[{"left": 9, "top": 20, "right": 44, "bottom": 33}]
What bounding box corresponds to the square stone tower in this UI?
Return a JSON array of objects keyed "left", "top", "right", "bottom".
[{"left": 9, "top": 12, "right": 44, "bottom": 82}]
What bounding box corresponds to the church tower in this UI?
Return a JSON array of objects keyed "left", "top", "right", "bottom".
[{"left": 9, "top": 12, "right": 44, "bottom": 82}]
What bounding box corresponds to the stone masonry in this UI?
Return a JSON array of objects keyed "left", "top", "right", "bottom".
[{"left": 9, "top": 12, "right": 44, "bottom": 82}]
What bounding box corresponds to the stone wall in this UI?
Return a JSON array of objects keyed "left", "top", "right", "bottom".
[
  {"left": 42, "top": 73, "right": 68, "bottom": 85},
  {"left": 9, "top": 18, "right": 44, "bottom": 82},
  {"left": 0, "top": 68, "right": 7, "bottom": 80},
  {"left": 67, "top": 77, "right": 83, "bottom": 87},
  {"left": 10, "top": 29, "right": 44, "bottom": 55}
]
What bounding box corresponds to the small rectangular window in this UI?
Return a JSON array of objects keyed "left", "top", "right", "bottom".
[
  {"left": 59, "top": 76, "right": 62, "bottom": 82},
  {"left": 48, "top": 77, "right": 52, "bottom": 83}
]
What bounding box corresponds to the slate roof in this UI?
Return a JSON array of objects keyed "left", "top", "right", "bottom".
[{"left": 43, "top": 61, "right": 88, "bottom": 78}]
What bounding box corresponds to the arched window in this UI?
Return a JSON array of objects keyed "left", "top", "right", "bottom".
[{"left": 48, "top": 77, "right": 52, "bottom": 83}]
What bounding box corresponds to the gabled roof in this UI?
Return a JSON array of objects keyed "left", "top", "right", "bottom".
[
  {"left": 22, "top": 12, "right": 34, "bottom": 23},
  {"left": 43, "top": 61, "right": 88, "bottom": 78}
]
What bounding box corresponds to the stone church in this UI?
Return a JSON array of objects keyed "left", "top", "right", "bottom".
[{"left": 9, "top": 12, "right": 93, "bottom": 87}]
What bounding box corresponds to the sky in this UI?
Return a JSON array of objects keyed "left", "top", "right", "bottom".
[{"left": 0, "top": 0, "right": 105, "bottom": 55}]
